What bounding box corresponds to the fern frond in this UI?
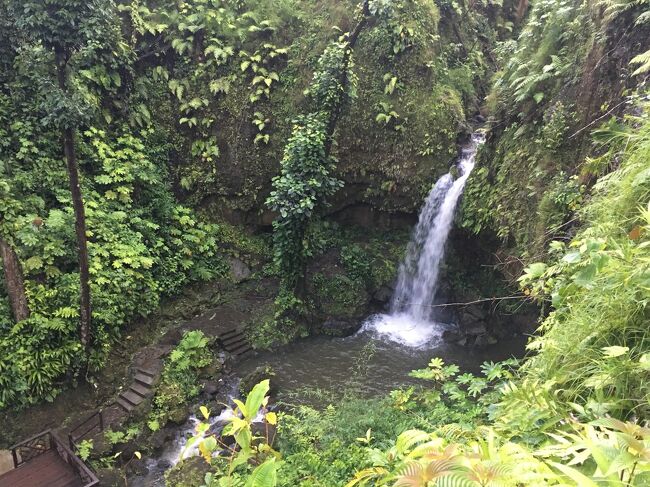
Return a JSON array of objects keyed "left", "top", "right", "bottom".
[{"left": 631, "top": 49, "right": 650, "bottom": 76}]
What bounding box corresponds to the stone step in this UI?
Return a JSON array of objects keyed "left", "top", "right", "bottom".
[
  {"left": 222, "top": 335, "right": 247, "bottom": 348},
  {"left": 120, "top": 390, "right": 145, "bottom": 407},
  {"left": 220, "top": 327, "right": 241, "bottom": 338},
  {"left": 130, "top": 382, "right": 151, "bottom": 398},
  {"left": 134, "top": 372, "right": 155, "bottom": 387},
  {"left": 116, "top": 397, "right": 134, "bottom": 413},
  {"left": 229, "top": 342, "right": 252, "bottom": 356},
  {"left": 135, "top": 367, "right": 156, "bottom": 378}
]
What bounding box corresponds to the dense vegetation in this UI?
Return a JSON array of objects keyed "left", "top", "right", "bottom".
[{"left": 1, "top": 0, "right": 649, "bottom": 485}]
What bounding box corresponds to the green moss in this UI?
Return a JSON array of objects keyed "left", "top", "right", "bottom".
[{"left": 311, "top": 273, "right": 368, "bottom": 319}]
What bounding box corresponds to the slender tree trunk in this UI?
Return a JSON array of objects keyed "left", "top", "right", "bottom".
[
  {"left": 0, "top": 238, "right": 30, "bottom": 322},
  {"left": 516, "top": 0, "right": 529, "bottom": 22},
  {"left": 56, "top": 48, "right": 92, "bottom": 349}
]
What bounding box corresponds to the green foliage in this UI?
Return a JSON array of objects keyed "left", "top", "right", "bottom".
[
  {"left": 516, "top": 104, "right": 650, "bottom": 421},
  {"left": 348, "top": 417, "right": 650, "bottom": 486},
  {"left": 311, "top": 272, "right": 367, "bottom": 318},
  {"left": 461, "top": 102, "right": 581, "bottom": 253},
  {"left": 266, "top": 113, "right": 337, "bottom": 288},
  {"left": 104, "top": 425, "right": 140, "bottom": 446},
  {"left": 148, "top": 330, "right": 214, "bottom": 428},
  {"left": 267, "top": 33, "right": 358, "bottom": 290},
  {"left": 176, "top": 380, "right": 280, "bottom": 487},
  {"left": 76, "top": 439, "right": 94, "bottom": 461},
  {"left": 0, "top": 122, "right": 226, "bottom": 408}
]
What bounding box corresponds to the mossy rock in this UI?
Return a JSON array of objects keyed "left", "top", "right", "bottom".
[
  {"left": 311, "top": 272, "right": 370, "bottom": 319},
  {"left": 165, "top": 456, "right": 211, "bottom": 487},
  {"left": 240, "top": 364, "right": 277, "bottom": 397}
]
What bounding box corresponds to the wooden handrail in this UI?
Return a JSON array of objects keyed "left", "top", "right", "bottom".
[
  {"left": 7, "top": 430, "right": 99, "bottom": 487},
  {"left": 68, "top": 410, "right": 104, "bottom": 450},
  {"left": 51, "top": 432, "right": 99, "bottom": 487},
  {"left": 10, "top": 430, "right": 52, "bottom": 468}
]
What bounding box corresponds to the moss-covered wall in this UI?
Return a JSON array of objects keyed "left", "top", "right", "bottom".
[
  {"left": 461, "top": 1, "right": 650, "bottom": 270},
  {"left": 149, "top": 0, "right": 517, "bottom": 226}
]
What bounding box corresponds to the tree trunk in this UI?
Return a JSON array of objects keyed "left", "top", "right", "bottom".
[
  {"left": 56, "top": 48, "right": 92, "bottom": 349},
  {"left": 516, "top": 0, "right": 529, "bottom": 22},
  {"left": 63, "top": 128, "right": 92, "bottom": 348},
  {"left": 0, "top": 238, "right": 30, "bottom": 322}
]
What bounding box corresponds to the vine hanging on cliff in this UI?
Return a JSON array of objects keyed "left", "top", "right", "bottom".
[{"left": 266, "top": 1, "right": 371, "bottom": 291}]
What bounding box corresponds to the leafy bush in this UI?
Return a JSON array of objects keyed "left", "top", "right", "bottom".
[
  {"left": 518, "top": 104, "right": 650, "bottom": 420},
  {"left": 0, "top": 125, "right": 226, "bottom": 408},
  {"left": 148, "top": 330, "right": 214, "bottom": 428}
]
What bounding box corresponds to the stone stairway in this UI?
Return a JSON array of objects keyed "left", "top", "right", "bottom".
[
  {"left": 218, "top": 327, "right": 252, "bottom": 357},
  {"left": 116, "top": 367, "right": 157, "bottom": 413}
]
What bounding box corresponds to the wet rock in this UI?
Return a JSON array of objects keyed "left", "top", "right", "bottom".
[
  {"left": 159, "top": 328, "right": 183, "bottom": 347},
  {"left": 460, "top": 305, "right": 489, "bottom": 323},
  {"left": 202, "top": 381, "right": 219, "bottom": 397},
  {"left": 198, "top": 361, "right": 222, "bottom": 380},
  {"left": 474, "top": 334, "right": 498, "bottom": 349},
  {"left": 373, "top": 285, "right": 393, "bottom": 304},
  {"left": 150, "top": 427, "right": 174, "bottom": 452},
  {"left": 442, "top": 329, "right": 463, "bottom": 343},
  {"left": 126, "top": 458, "right": 148, "bottom": 477},
  {"left": 320, "top": 318, "right": 361, "bottom": 337},
  {"left": 228, "top": 257, "right": 252, "bottom": 283},
  {"left": 465, "top": 323, "right": 487, "bottom": 336},
  {"left": 168, "top": 406, "right": 190, "bottom": 425},
  {"left": 240, "top": 365, "right": 277, "bottom": 396},
  {"left": 165, "top": 456, "right": 210, "bottom": 487},
  {"left": 205, "top": 401, "right": 227, "bottom": 419},
  {"left": 157, "top": 459, "right": 173, "bottom": 470},
  {"left": 95, "top": 466, "right": 122, "bottom": 486},
  {"left": 252, "top": 421, "right": 276, "bottom": 444}
]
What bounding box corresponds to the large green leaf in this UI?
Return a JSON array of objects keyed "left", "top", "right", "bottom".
[
  {"left": 244, "top": 379, "right": 270, "bottom": 419},
  {"left": 244, "top": 458, "right": 277, "bottom": 487},
  {"left": 548, "top": 462, "right": 599, "bottom": 487}
]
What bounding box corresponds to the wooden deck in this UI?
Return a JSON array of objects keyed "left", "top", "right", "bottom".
[
  {"left": 0, "top": 430, "right": 98, "bottom": 487},
  {"left": 0, "top": 450, "right": 83, "bottom": 487}
]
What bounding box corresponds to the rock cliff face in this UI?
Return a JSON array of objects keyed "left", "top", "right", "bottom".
[
  {"left": 461, "top": 2, "right": 650, "bottom": 274},
  {"left": 173, "top": 0, "right": 519, "bottom": 227}
]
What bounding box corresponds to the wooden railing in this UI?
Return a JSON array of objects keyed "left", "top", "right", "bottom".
[
  {"left": 10, "top": 430, "right": 52, "bottom": 468},
  {"left": 68, "top": 410, "right": 104, "bottom": 451},
  {"left": 9, "top": 430, "right": 99, "bottom": 486}
]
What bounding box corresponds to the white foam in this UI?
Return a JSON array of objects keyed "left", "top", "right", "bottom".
[{"left": 361, "top": 313, "right": 443, "bottom": 348}]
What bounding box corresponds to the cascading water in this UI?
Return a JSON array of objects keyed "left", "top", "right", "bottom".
[{"left": 363, "top": 132, "right": 484, "bottom": 347}]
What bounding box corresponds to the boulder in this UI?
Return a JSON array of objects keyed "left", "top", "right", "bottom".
[
  {"left": 460, "top": 305, "right": 489, "bottom": 323},
  {"left": 95, "top": 467, "right": 123, "bottom": 487},
  {"left": 150, "top": 427, "right": 175, "bottom": 452},
  {"left": 240, "top": 365, "right": 277, "bottom": 396},
  {"left": 201, "top": 381, "right": 219, "bottom": 397},
  {"left": 372, "top": 285, "right": 393, "bottom": 304},
  {"left": 168, "top": 406, "right": 190, "bottom": 425},
  {"left": 465, "top": 323, "right": 487, "bottom": 336},
  {"left": 165, "top": 455, "right": 211, "bottom": 487},
  {"left": 474, "top": 333, "right": 498, "bottom": 349},
  {"left": 442, "top": 329, "right": 463, "bottom": 344},
  {"left": 320, "top": 318, "right": 362, "bottom": 337},
  {"left": 228, "top": 257, "right": 252, "bottom": 283}
]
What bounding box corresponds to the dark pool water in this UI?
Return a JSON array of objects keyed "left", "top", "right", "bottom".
[{"left": 238, "top": 314, "right": 527, "bottom": 404}]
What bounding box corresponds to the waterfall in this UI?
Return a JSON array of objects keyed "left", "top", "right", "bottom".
[{"left": 362, "top": 132, "right": 484, "bottom": 347}]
